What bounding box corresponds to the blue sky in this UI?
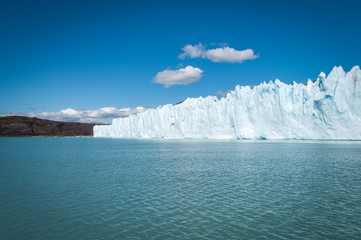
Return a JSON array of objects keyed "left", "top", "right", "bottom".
[{"left": 1, "top": 0, "right": 361, "bottom": 122}]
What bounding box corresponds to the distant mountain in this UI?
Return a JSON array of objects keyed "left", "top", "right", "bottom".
[{"left": 0, "top": 116, "right": 96, "bottom": 137}]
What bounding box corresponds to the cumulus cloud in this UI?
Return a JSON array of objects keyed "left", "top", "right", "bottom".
[
  {"left": 178, "top": 43, "right": 205, "bottom": 59},
  {"left": 153, "top": 66, "right": 203, "bottom": 87},
  {"left": 178, "top": 43, "right": 258, "bottom": 63},
  {"left": 0, "top": 107, "right": 147, "bottom": 124},
  {"left": 205, "top": 47, "right": 257, "bottom": 63},
  {"left": 216, "top": 90, "right": 232, "bottom": 97}
]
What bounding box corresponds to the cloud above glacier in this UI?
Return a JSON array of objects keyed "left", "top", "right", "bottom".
[
  {"left": 216, "top": 90, "right": 232, "bottom": 97},
  {"left": 0, "top": 107, "right": 147, "bottom": 124},
  {"left": 205, "top": 47, "right": 258, "bottom": 63},
  {"left": 178, "top": 43, "right": 206, "bottom": 59},
  {"left": 179, "top": 43, "right": 258, "bottom": 63},
  {"left": 153, "top": 66, "right": 203, "bottom": 87}
]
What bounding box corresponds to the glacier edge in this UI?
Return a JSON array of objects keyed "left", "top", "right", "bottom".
[{"left": 94, "top": 66, "right": 361, "bottom": 139}]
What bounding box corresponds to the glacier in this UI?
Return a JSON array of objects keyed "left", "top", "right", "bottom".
[{"left": 94, "top": 66, "right": 361, "bottom": 139}]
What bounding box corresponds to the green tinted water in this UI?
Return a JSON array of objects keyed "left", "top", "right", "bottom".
[{"left": 1, "top": 138, "right": 361, "bottom": 239}]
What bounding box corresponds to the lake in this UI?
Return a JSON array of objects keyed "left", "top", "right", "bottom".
[{"left": 1, "top": 137, "right": 361, "bottom": 239}]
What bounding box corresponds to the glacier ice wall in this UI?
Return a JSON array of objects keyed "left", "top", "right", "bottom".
[{"left": 94, "top": 66, "right": 361, "bottom": 139}]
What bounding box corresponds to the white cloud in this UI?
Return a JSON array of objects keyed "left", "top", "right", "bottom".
[
  {"left": 178, "top": 43, "right": 258, "bottom": 63},
  {"left": 153, "top": 66, "right": 203, "bottom": 87},
  {"left": 216, "top": 90, "right": 232, "bottom": 97},
  {"left": 0, "top": 107, "right": 147, "bottom": 124},
  {"left": 205, "top": 47, "right": 257, "bottom": 63},
  {"left": 178, "top": 43, "right": 205, "bottom": 59}
]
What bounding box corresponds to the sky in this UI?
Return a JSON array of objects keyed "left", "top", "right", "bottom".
[{"left": 1, "top": 0, "right": 361, "bottom": 123}]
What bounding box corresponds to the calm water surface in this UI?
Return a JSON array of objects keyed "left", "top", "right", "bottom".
[{"left": 1, "top": 138, "right": 361, "bottom": 239}]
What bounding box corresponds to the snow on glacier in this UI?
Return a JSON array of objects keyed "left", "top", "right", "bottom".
[{"left": 94, "top": 66, "right": 361, "bottom": 139}]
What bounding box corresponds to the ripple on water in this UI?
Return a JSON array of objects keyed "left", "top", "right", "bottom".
[{"left": 1, "top": 138, "right": 361, "bottom": 239}]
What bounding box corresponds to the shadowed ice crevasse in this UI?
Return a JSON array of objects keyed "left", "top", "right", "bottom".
[{"left": 94, "top": 66, "right": 361, "bottom": 139}]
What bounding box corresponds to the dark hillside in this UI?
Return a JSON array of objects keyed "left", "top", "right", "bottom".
[{"left": 0, "top": 116, "right": 96, "bottom": 136}]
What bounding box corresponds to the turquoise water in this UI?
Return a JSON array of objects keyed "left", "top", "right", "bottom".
[{"left": 1, "top": 138, "right": 361, "bottom": 239}]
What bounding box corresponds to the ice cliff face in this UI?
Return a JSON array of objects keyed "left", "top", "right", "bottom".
[{"left": 94, "top": 66, "right": 361, "bottom": 139}]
